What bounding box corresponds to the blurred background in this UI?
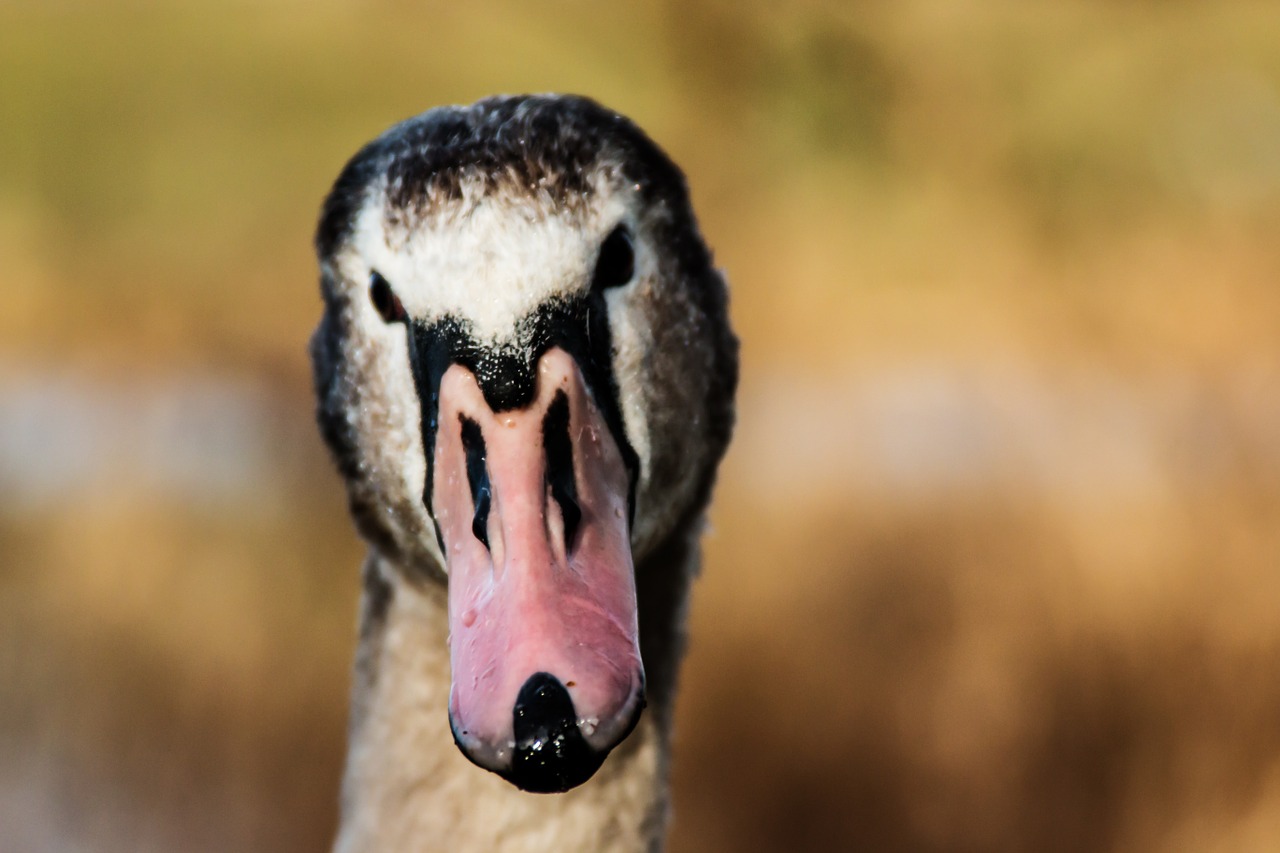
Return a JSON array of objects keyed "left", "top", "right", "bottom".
[{"left": 3, "top": 1, "right": 1280, "bottom": 850}]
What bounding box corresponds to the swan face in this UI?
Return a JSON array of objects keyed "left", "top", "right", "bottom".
[{"left": 312, "top": 95, "right": 737, "bottom": 792}]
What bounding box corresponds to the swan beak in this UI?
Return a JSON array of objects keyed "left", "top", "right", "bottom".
[{"left": 430, "top": 347, "right": 645, "bottom": 793}]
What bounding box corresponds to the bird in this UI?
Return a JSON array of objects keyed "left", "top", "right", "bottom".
[{"left": 310, "top": 94, "right": 738, "bottom": 852}]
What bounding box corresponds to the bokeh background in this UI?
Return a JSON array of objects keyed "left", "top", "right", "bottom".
[{"left": 4, "top": 1, "right": 1280, "bottom": 850}]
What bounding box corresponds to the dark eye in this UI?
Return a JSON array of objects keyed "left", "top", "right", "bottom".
[
  {"left": 592, "top": 226, "right": 634, "bottom": 290},
  {"left": 369, "top": 271, "right": 406, "bottom": 323}
]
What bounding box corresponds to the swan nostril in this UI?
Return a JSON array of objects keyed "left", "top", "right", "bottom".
[
  {"left": 508, "top": 672, "right": 604, "bottom": 793},
  {"left": 471, "top": 482, "right": 491, "bottom": 549},
  {"left": 542, "top": 391, "right": 581, "bottom": 550},
  {"left": 460, "top": 416, "right": 491, "bottom": 550}
]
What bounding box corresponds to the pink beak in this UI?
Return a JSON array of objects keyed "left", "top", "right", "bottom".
[{"left": 430, "top": 347, "right": 644, "bottom": 792}]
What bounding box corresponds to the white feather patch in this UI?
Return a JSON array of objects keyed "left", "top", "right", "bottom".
[{"left": 343, "top": 177, "right": 658, "bottom": 550}]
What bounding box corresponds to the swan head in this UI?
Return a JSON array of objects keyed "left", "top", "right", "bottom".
[{"left": 311, "top": 95, "right": 737, "bottom": 792}]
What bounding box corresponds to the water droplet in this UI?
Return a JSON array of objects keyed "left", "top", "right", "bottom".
[{"left": 461, "top": 609, "right": 477, "bottom": 628}]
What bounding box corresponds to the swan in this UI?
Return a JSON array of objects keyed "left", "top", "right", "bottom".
[{"left": 310, "top": 94, "right": 738, "bottom": 852}]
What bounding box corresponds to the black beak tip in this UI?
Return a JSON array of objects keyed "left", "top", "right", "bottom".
[
  {"left": 505, "top": 672, "right": 607, "bottom": 793},
  {"left": 450, "top": 672, "right": 645, "bottom": 794}
]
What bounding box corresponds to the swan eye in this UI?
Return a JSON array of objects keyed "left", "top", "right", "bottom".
[
  {"left": 369, "top": 271, "right": 407, "bottom": 323},
  {"left": 592, "top": 226, "right": 634, "bottom": 290}
]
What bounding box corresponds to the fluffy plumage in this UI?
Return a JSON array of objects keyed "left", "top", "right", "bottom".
[{"left": 312, "top": 94, "right": 737, "bottom": 851}]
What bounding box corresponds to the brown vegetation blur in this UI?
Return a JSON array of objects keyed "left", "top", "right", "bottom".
[{"left": 4, "top": 2, "right": 1280, "bottom": 851}]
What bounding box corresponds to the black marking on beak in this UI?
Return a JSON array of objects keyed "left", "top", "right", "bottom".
[
  {"left": 460, "top": 416, "right": 491, "bottom": 550},
  {"left": 407, "top": 300, "right": 640, "bottom": 541},
  {"left": 542, "top": 391, "right": 581, "bottom": 550}
]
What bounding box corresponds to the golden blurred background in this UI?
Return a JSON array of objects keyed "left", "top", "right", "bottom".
[{"left": 4, "top": 1, "right": 1280, "bottom": 850}]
